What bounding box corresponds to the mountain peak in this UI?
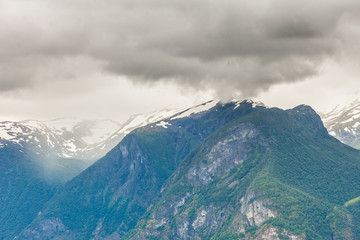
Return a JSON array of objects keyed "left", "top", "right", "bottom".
[
  {"left": 19, "top": 101, "right": 360, "bottom": 240},
  {"left": 286, "top": 105, "right": 325, "bottom": 132},
  {"left": 322, "top": 98, "right": 360, "bottom": 149},
  {"left": 291, "top": 104, "right": 317, "bottom": 113},
  {"left": 170, "top": 100, "right": 218, "bottom": 120},
  {"left": 229, "top": 99, "right": 266, "bottom": 109}
]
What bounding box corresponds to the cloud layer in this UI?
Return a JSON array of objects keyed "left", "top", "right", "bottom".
[{"left": 1, "top": 0, "right": 360, "bottom": 98}]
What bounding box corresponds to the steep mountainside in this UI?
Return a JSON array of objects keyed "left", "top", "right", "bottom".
[
  {"left": 16, "top": 101, "right": 360, "bottom": 239},
  {"left": 129, "top": 105, "right": 360, "bottom": 239},
  {"left": 0, "top": 110, "right": 191, "bottom": 240},
  {"left": 0, "top": 143, "right": 57, "bottom": 239},
  {"left": 0, "top": 110, "right": 198, "bottom": 240},
  {"left": 20, "top": 100, "right": 264, "bottom": 239},
  {"left": 322, "top": 99, "right": 360, "bottom": 149}
]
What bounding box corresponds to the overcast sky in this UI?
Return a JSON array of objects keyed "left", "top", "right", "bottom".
[{"left": 1, "top": 0, "right": 360, "bottom": 122}]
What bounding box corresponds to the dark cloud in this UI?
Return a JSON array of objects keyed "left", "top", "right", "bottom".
[{"left": 0, "top": 0, "right": 359, "bottom": 97}]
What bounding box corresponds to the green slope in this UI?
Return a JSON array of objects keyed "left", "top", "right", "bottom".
[
  {"left": 20, "top": 101, "right": 263, "bottom": 239},
  {"left": 128, "top": 106, "right": 360, "bottom": 239},
  {"left": 0, "top": 144, "right": 57, "bottom": 239},
  {"left": 17, "top": 103, "right": 360, "bottom": 239}
]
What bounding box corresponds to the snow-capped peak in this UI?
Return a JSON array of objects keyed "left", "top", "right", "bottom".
[
  {"left": 119, "top": 109, "right": 179, "bottom": 135},
  {"left": 0, "top": 118, "right": 121, "bottom": 160},
  {"left": 322, "top": 98, "right": 360, "bottom": 149},
  {"left": 171, "top": 100, "right": 218, "bottom": 120},
  {"left": 232, "top": 99, "right": 266, "bottom": 110},
  {"left": 0, "top": 99, "right": 266, "bottom": 162}
]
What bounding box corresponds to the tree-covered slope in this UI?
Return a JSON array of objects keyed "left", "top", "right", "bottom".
[
  {"left": 0, "top": 143, "right": 57, "bottom": 239},
  {"left": 20, "top": 100, "right": 263, "bottom": 239},
  {"left": 16, "top": 102, "right": 360, "bottom": 239},
  {"left": 127, "top": 105, "right": 360, "bottom": 240}
]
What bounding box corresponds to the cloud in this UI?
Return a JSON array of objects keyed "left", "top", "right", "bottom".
[{"left": 0, "top": 0, "right": 359, "bottom": 98}]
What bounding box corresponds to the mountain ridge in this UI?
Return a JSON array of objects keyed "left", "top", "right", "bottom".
[
  {"left": 17, "top": 101, "right": 360, "bottom": 240},
  {"left": 322, "top": 98, "right": 360, "bottom": 149},
  {"left": 19, "top": 100, "right": 264, "bottom": 239}
]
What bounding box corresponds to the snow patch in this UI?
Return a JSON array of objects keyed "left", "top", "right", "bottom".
[
  {"left": 156, "top": 121, "right": 171, "bottom": 129},
  {"left": 119, "top": 109, "right": 178, "bottom": 135},
  {"left": 172, "top": 100, "right": 217, "bottom": 120},
  {"left": 0, "top": 129, "right": 14, "bottom": 140},
  {"left": 233, "top": 99, "right": 265, "bottom": 110}
]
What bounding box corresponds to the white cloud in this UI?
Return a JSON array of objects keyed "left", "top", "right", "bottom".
[{"left": 0, "top": 0, "right": 359, "bottom": 120}]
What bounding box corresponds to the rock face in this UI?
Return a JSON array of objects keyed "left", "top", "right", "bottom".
[
  {"left": 240, "top": 191, "right": 277, "bottom": 227},
  {"left": 134, "top": 122, "right": 268, "bottom": 239},
  {"left": 187, "top": 123, "right": 264, "bottom": 186},
  {"left": 254, "top": 226, "right": 306, "bottom": 240},
  {"left": 20, "top": 218, "right": 72, "bottom": 240}
]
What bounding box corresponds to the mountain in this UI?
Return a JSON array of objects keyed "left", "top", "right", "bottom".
[
  {"left": 0, "top": 110, "right": 185, "bottom": 239},
  {"left": 19, "top": 100, "right": 262, "bottom": 239},
  {"left": 0, "top": 103, "right": 224, "bottom": 164},
  {"left": 0, "top": 142, "right": 57, "bottom": 239},
  {"left": 0, "top": 118, "right": 121, "bottom": 160},
  {"left": 0, "top": 119, "right": 103, "bottom": 239},
  {"left": 131, "top": 105, "right": 360, "bottom": 239},
  {"left": 322, "top": 99, "right": 360, "bottom": 149},
  {"left": 1, "top": 101, "right": 225, "bottom": 239},
  {"left": 0, "top": 110, "right": 183, "bottom": 182},
  {"left": 0, "top": 112, "right": 187, "bottom": 161},
  {"left": 19, "top": 100, "right": 360, "bottom": 239}
]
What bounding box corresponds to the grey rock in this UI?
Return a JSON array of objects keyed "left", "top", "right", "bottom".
[
  {"left": 240, "top": 191, "right": 277, "bottom": 226},
  {"left": 255, "top": 226, "right": 306, "bottom": 240},
  {"left": 187, "top": 123, "right": 265, "bottom": 186},
  {"left": 19, "top": 218, "right": 74, "bottom": 240}
]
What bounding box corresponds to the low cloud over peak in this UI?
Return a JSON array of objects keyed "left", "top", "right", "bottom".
[{"left": 0, "top": 0, "right": 360, "bottom": 108}]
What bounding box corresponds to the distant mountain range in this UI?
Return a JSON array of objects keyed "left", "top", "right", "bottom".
[
  {"left": 0, "top": 103, "right": 221, "bottom": 164},
  {"left": 0, "top": 99, "right": 359, "bottom": 239},
  {"left": 0, "top": 118, "right": 121, "bottom": 160},
  {"left": 0, "top": 109, "right": 184, "bottom": 183},
  {"left": 12, "top": 100, "right": 360, "bottom": 240},
  {"left": 0, "top": 100, "right": 223, "bottom": 239},
  {"left": 321, "top": 98, "right": 360, "bottom": 149}
]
